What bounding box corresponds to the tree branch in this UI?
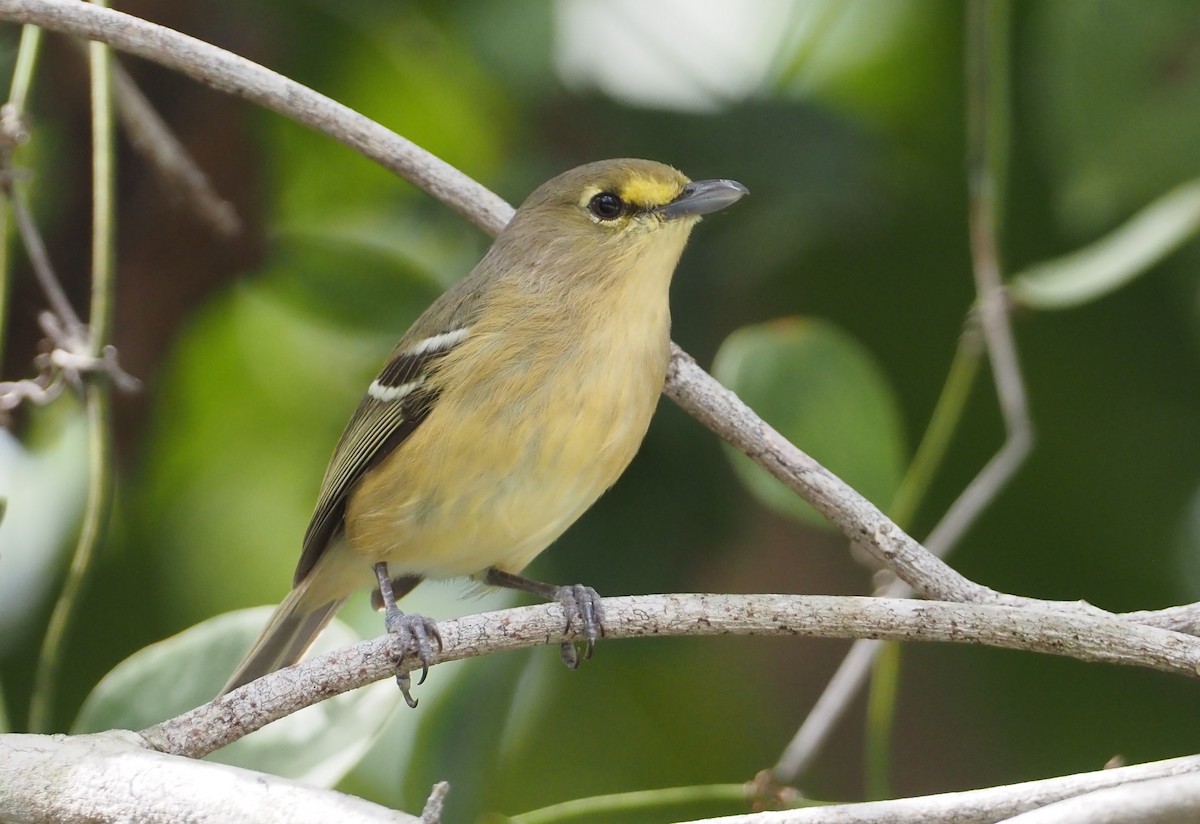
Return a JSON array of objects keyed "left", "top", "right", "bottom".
[
  {"left": 140, "top": 593, "right": 1200, "bottom": 759},
  {"left": 678, "top": 755, "right": 1200, "bottom": 823},
  {"left": 998, "top": 772, "right": 1200, "bottom": 824},
  {"left": 107, "top": 53, "right": 240, "bottom": 237},
  {"left": 664, "top": 346, "right": 1001, "bottom": 604},
  {"left": 0, "top": 730, "right": 421, "bottom": 824},
  {"left": 0, "top": 0, "right": 511, "bottom": 233}
]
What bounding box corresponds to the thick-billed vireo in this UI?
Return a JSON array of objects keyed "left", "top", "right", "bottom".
[{"left": 222, "top": 158, "right": 748, "bottom": 704}]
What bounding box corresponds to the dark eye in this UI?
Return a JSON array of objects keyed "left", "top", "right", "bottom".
[{"left": 588, "top": 192, "right": 624, "bottom": 220}]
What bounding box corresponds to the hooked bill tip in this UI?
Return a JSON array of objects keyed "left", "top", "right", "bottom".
[{"left": 656, "top": 178, "right": 749, "bottom": 220}]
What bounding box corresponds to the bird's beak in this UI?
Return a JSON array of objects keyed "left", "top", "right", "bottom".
[{"left": 655, "top": 178, "right": 749, "bottom": 220}]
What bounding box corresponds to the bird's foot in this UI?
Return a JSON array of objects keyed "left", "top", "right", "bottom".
[
  {"left": 383, "top": 607, "right": 442, "bottom": 708},
  {"left": 477, "top": 568, "right": 605, "bottom": 670},
  {"left": 553, "top": 584, "right": 605, "bottom": 669}
]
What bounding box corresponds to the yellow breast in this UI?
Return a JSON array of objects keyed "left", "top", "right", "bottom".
[{"left": 343, "top": 224, "right": 687, "bottom": 579}]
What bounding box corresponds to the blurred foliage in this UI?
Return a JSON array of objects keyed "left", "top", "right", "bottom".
[
  {"left": 73, "top": 608, "right": 405, "bottom": 785},
  {"left": 0, "top": 401, "right": 89, "bottom": 655},
  {"left": 1, "top": 0, "right": 1200, "bottom": 821},
  {"left": 1028, "top": 0, "right": 1200, "bottom": 232}
]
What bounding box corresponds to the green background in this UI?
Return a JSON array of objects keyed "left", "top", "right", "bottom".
[{"left": 2, "top": 1, "right": 1199, "bottom": 821}]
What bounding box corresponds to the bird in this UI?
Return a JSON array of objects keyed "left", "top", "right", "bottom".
[{"left": 221, "top": 158, "right": 748, "bottom": 704}]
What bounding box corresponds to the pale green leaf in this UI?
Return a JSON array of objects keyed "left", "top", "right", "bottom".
[
  {"left": 712, "top": 318, "right": 907, "bottom": 528},
  {"left": 73, "top": 608, "right": 402, "bottom": 786},
  {"left": 1010, "top": 179, "right": 1200, "bottom": 310},
  {"left": 0, "top": 401, "right": 89, "bottom": 655}
]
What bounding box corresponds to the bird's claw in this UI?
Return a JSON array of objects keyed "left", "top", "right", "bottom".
[
  {"left": 553, "top": 584, "right": 604, "bottom": 670},
  {"left": 383, "top": 609, "right": 442, "bottom": 708}
]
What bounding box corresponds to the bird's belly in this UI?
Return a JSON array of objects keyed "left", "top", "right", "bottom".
[{"left": 343, "top": 344, "right": 665, "bottom": 579}]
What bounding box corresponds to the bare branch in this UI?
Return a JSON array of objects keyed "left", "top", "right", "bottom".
[
  {"left": 931, "top": 0, "right": 1032, "bottom": 555},
  {"left": 1, "top": 167, "right": 84, "bottom": 334},
  {"left": 140, "top": 594, "right": 1200, "bottom": 760},
  {"left": 680, "top": 755, "right": 1200, "bottom": 824},
  {"left": 0, "top": 730, "right": 421, "bottom": 824},
  {"left": 0, "top": 0, "right": 512, "bottom": 234},
  {"left": 0, "top": 309, "right": 139, "bottom": 414},
  {"left": 997, "top": 772, "right": 1200, "bottom": 824},
  {"left": 665, "top": 346, "right": 1001, "bottom": 603},
  {"left": 772, "top": 7, "right": 1030, "bottom": 779},
  {"left": 420, "top": 782, "right": 450, "bottom": 824},
  {"left": 771, "top": 637, "right": 882, "bottom": 780},
  {"left": 108, "top": 55, "right": 241, "bottom": 237},
  {"left": 1124, "top": 602, "right": 1200, "bottom": 634}
]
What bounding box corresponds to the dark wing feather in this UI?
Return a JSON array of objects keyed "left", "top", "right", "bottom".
[{"left": 293, "top": 341, "right": 454, "bottom": 585}]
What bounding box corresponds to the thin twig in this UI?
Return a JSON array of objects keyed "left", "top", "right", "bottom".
[
  {"left": 0, "top": 310, "right": 139, "bottom": 412},
  {"left": 0, "top": 38, "right": 136, "bottom": 417},
  {"left": 7, "top": 23, "right": 40, "bottom": 111},
  {"left": 771, "top": 571, "right": 1200, "bottom": 784},
  {"left": 680, "top": 755, "right": 1200, "bottom": 824},
  {"left": 106, "top": 53, "right": 240, "bottom": 237},
  {"left": 771, "top": 2, "right": 1028, "bottom": 781},
  {"left": 887, "top": 321, "right": 985, "bottom": 530},
  {"left": 511, "top": 783, "right": 754, "bottom": 824},
  {"left": 929, "top": 0, "right": 1031, "bottom": 555},
  {"left": 0, "top": 27, "right": 78, "bottom": 333},
  {"left": 27, "top": 26, "right": 118, "bottom": 733},
  {"left": 419, "top": 782, "right": 450, "bottom": 824},
  {"left": 87, "top": 28, "right": 115, "bottom": 350},
  {"left": 771, "top": 327, "right": 986, "bottom": 781},
  {"left": 4, "top": 181, "right": 84, "bottom": 334},
  {"left": 0, "top": 24, "right": 42, "bottom": 366}
]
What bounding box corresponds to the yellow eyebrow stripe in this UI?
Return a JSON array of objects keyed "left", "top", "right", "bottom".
[{"left": 619, "top": 176, "right": 683, "bottom": 208}]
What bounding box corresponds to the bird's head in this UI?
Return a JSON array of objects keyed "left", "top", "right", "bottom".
[{"left": 502, "top": 159, "right": 748, "bottom": 271}]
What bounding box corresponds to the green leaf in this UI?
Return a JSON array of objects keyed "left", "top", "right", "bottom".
[
  {"left": 1009, "top": 178, "right": 1200, "bottom": 310},
  {"left": 73, "top": 608, "right": 402, "bottom": 786},
  {"left": 712, "top": 317, "right": 907, "bottom": 528}
]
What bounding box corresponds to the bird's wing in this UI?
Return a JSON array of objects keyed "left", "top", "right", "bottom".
[{"left": 294, "top": 324, "right": 470, "bottom": 584}]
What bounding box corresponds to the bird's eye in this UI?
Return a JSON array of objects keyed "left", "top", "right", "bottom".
[{"left": 588, "top": 192, "right": 625, "bottom": 221}]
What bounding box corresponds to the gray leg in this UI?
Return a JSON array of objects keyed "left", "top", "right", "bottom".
[
  {"left": 482, "top": 568, "right": 604, "bottom": 669},
  {"left": 374, "top": 563, "right": 441, "bottom": 708}
]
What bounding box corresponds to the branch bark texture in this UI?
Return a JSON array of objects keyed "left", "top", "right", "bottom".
[
  {"left": 681, "top": 755, "right": 1200, "bottom": 824},
  {"left": 142, "top": 594, "right": 1200, "bottom": 759},
  {"left": 0, "top": 730, "right": 419, "bottom": 824}
]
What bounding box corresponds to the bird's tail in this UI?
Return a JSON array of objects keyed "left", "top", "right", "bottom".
[{"left": 220, "top": 584, "right": 346, "bottom": 696}]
